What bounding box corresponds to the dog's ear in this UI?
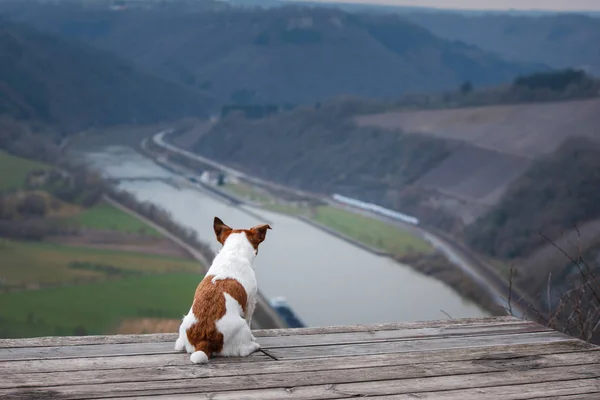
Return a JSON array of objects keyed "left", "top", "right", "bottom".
[
  {"left": 214, "top": 217, "right": 232, "bottom": 245},
  {"left": 249, "top": 223, "right": 271, "bottom": 246}
]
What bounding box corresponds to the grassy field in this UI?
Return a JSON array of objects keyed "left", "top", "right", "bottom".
[
  {"left": 225, "top": 182, "right": 272, "bottom": 203},
  {"left": 0, "top": 240, "right": 201, "bottom": 289},
  {"left": 227, "top": 181, "right": 432, "bottom": 256},
  {"left": 263, "top": 203, "right": 307, "bottom": 216},
  {"left": 70, "top": 201, "right": 161, "bottom": 236},
  {"left": 0, "top": 151, "right": 50, "bottom": 191},
  {"left": 0, "top": 273, "right": 202, "bottom": 338},
  {"left": 313, "top": 206, "right": 432, "bottom": 256}
]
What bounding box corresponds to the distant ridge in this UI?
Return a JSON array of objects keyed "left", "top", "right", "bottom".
[
  {"left": 0, "top": 17, "right": 211, "bottom": 132},
  {"left": 279, "top": 0, "right": 600, "bottom": 16},
  {"left": 0, "top": 2, "right": 546, "bottom": 106}
]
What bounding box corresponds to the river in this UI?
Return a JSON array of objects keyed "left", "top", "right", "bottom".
[{"left": 78, "top": 144, "right": 489, "bottom": 327}]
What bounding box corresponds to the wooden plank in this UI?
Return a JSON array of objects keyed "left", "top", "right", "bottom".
[
  {"left": 358, "top": 392, "right": 600, "bottom": 400},
  {"left": 0, "top": 317, "right": 523, "bottom": 348},
  {"left": 255, "top": 316, "right": 523, "bottom": 337},
  {"left": 0, "top": 341, "right": 233, "bottom": 362},
  {"left": 0, "top": 328, "right": 567, "bottom": 362},
  {"left": 2, "top": 363, "right": 598, "bottom": 399},
  {"left": 264, "top": 331, "right": 574, "bottom": 360},
  {"left": 109, "top": 379, "right": 600, "bottom": 400},
  {"left": 0, "top": 321, "right": 552, "bottom": 361},
  {"left": 0, "top": 345, "right": 271, "bottom": 364},
  {"left": 0, "top": 340, "right": 592, "bottom": 375},
  {"left": 0, "top": 321, "right": 537, "bottom": 351},
  {"left": 3, "top": 349, "right": 599, "bottom": 390},
  {"left": 0, "top": 333, "right": 177, "bottom": 350},
  {"left": 250, "top": 321, "right": 552, "bottom": 349}
]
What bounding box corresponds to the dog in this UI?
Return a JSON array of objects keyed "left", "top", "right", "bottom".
[{"left": 175, "top": 216, "right": 271, "bottom": 364}]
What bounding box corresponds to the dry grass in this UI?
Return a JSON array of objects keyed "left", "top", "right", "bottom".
[
  {"left": 355, "top": 98, "right": 600, "bottom": 159},
  {"left": 113, "top": 318, "right": 181, "bottom": 334},
  {"left": 506, "top": 228, "right": 600, "bottom": 344}
]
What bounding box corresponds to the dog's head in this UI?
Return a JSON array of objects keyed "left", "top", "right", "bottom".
[{"left": 213, "top": 217, "right": 271, "bottom": 254}]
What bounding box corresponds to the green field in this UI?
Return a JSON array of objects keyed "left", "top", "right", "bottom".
[
  {"left": 313, "top": 206, "right": 432, "bottom": 256},
  {"left": 0, "top": 273, "right": 202, "bottom": 338},
  {"left": 70, "top": 202, "right": 161, "bottom": 236},
  {"left": 263, "top": 203, "right": 307, "bottom": 216},
  {"left": 0, "top": 240, "right": 201, "bottom": 289},
  {"left": 0, "top": 151, "right": 51, "bottom": 191},
  {"left": 225, "top": 182, "right": 272, "bottom": 203},
  {"left": 228, "top": 182, "right": 431, "bottom": 256}
]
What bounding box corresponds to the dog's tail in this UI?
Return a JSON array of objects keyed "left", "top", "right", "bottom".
[{"left": 190, "top": 341, "right": 210, "bottom": 364}]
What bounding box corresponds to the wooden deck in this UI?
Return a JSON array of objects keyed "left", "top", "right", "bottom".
[{"left": 1, "top": 316, "right": 599, "bottom": 399}]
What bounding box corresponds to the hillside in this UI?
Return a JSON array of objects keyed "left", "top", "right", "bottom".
[
  {"left": 464, "top": 136, "right": 600, "bottom": 258},
  {"left": 355, "top": 97, "right": 600, "bottom": 224},
  {"left": 404, "top": 13, "right": 600, "bottom": 75},
  {"left": 190, "top": 93, "right": 600, "bottom": 334},
  {"left": 194, "top": 92, "right": 600, "bottom": 231},
  {"left": 0, "top": 3, "right": 544, "bottom": 106},
  {"left": 193, "top": 100, "right": 456, "bottom": 207},
  {"left": 462, "top": 137, "right": 600, "bottom": 319},
  {"left": 0, "top": 18, "right": 210, "bottom": 133}
]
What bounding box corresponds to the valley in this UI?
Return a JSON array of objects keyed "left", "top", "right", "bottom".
[
  {"left": 1, "top": 0, "right": 599, "bottom": 343},
  {"left": 74, "top": 137, "right": 490, "bottom": 327}
]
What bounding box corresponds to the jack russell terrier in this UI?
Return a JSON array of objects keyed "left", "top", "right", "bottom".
[{"left": 175, "top": 217, "right": 271, "bottom": 364}]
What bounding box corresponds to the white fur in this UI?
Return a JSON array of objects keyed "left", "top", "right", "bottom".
[
  {"left": 175, "top": 232, "right": 260, "bottom": 363},
  {"left": 174, "top": 305, "right": 197, "bottom": 354}
]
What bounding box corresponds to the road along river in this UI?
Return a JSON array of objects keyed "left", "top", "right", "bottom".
[{"left": 78, "top": 144, "right": 489, "bottom": 327}]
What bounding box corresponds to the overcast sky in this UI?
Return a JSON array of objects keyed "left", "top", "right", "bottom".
[{"left": 302, "top": 0, "right": 600, "bottom": 11}]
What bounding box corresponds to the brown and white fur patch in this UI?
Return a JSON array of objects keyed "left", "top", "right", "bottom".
[{"left": 175, "top": 217, "right": 271, "bottom": 364}]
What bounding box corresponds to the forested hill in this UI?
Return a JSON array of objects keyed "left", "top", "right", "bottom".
[
  {"left": 0, "top": 3, "right": 545, "bottom": 106},
  {"left": 404, "top": 13, "right": 600, "bottom": 75},
  {"left": 0, "top": 18, "right": 211, "bottom": 133}
]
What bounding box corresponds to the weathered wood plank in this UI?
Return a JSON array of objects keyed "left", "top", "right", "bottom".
[
  {"left": 0, "top": 340, "right": 592, "bottom": 375},
  {"left": 253, "top": 316, "right": 522, "bottom": 337},
  {"left": 0, "top": 346, "right": 272, "bottom": 365},
  {"left": 2, "top": 364, "right": 598, "bottom": 399},
  {"left": 0, "top": 327, "right": 564, "bottom": 362},
  {"left": 108, "top": 379, "right": 600, "bottom": 400},
  {"left": 248, "top": 321, "right": 552, "bottom": 349},
  {"left": 0, "top": 321, "right": 542, "bottom": 352},
  {"left": 264, "top": 331, "right": 574, "bottom": 360},
  {"left": 0, "top": 317, "right": 524, "bottom": 348},
  {"left": 3, "top": 350, "right": 599, "bottom": 390},
  {"left": 0, "top": 321, "right": 551, "bottom": 361}
]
